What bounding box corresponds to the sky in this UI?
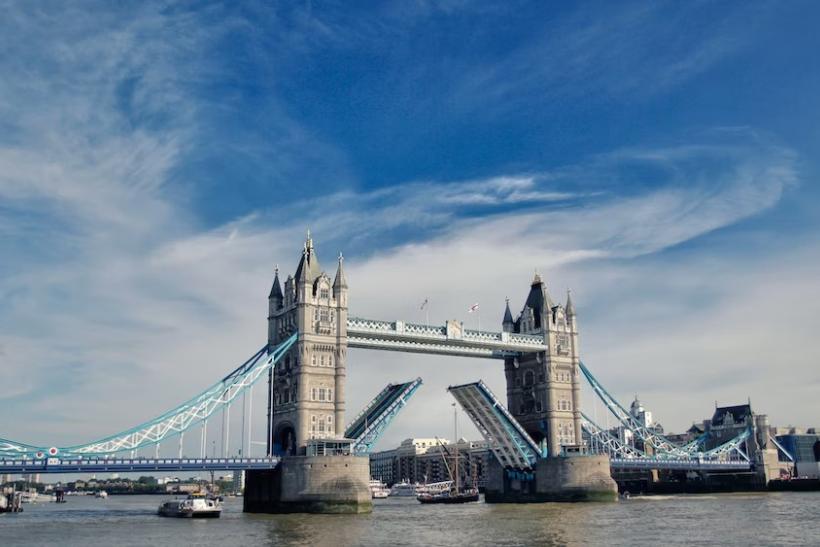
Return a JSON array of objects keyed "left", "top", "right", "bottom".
[{"left": 1, "top": 0, "right": 818, "bottom": 457}]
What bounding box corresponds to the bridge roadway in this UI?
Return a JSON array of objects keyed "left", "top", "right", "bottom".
[
  {"left": 346, "top": 317, "right": 547, "bottom": 358},
  {"left": 608, "top": 458, "right": 751, "bottom": 471},
  {"left": 0, "top": 457, "right": 280, "bottom": 474}
]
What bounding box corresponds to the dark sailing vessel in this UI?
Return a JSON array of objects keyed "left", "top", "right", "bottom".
[{"left": 417, "top": 405, "right": 480, "bottom": 504}]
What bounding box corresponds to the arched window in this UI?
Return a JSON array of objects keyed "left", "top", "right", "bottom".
[
  {"left": 311, "top": 354, "right": 317, "bottom": 366},
  {"left": 320, "top": 355, "right": 326, "bottom": 366},
  {"left": 524, "top": 370, "right": 534, "bottom": 387},
  {"left": 311, "top": 388, "right": 317, "bottom": 401}
]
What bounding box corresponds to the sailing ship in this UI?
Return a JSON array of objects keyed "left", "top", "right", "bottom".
[{"left": 417, "top": 404, "right": 479, "bottom": 504}]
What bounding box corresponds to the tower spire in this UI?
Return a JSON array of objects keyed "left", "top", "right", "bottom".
[
  {"left": 566, "top": 288, "right": 575, "bottom": 316},
  {"left": 269, "top": 264, "right": 283, "bottom": 301},
  {"left": 502, "top": 297, "right": 514, "bottom": 332},
  {"left": 334, "top": 252, "right": 348, "bottom": 289}
]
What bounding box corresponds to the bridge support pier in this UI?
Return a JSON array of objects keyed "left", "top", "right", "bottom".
[
  {"left": 485, "top": 454, "right": 618, "bottom": 503},
  {"left": 243, "top": 455, "right": 372, "bottom": 514}
]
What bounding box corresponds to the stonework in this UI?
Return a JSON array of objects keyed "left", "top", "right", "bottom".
[
  {"left": 484, "top": 454, "right": 617, "bottom": 503},
  {"left": 244, "top": 455, "right": 372, "bottom": 514},
  {"left": 503, "top": 275, "right": 582, "bottom": 457},
  {"left": 267, "top": 234, "right": 348, "bottom": 455}
]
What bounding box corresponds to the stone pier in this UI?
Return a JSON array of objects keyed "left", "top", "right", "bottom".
[
  {"left": 485, "top": 454, "right": 618, "bottom": 503},
  {"left": 244, "top": 454, "right": 372, "bottom": 514}
]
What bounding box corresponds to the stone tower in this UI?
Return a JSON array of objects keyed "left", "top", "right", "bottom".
[
  {"left": 266, "top": 234, "right": 348, "bottom": 456},
  {"left": 503, "top": 274, "right": 582, "bottom": 457}
]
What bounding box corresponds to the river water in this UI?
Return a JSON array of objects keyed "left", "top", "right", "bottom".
[{"left": 2, "top": 492, "right": 818, "bottom": 546}]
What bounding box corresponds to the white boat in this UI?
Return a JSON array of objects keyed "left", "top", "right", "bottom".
[
  {"left": 18, "top": 491, "right": 38, "bottom": 504},
  {"left": 95, "top": 490, "right": 108, "bottom": 499},
  {"left": 158, "top": 494, "right": 222, "bottom": 518},
  {"left": 389, "top": 481, "right": 423, "bottom": 497},
  {"left": 369, "top": 480, "right": 389, "bottom": 499}
]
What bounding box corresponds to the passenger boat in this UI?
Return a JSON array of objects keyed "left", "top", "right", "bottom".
[
  {"left": 0, "top": 492, "right": 24, "bottom": 513},
  {"left": 157, "top": 494, "right": 222, "bottom": 518},
  {"left": 369, "top": 479, "right": 390, "bottom": 499},
  {"left": 389, "top": 481, "right": 423, "bottom": 496}
]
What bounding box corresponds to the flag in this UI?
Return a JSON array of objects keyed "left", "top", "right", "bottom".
[
  {"left": 420, "top": 298, "right": 428, "bottom": 310},
  {"left": 468, "top": 303, "right": 479, "bottom": 313}
]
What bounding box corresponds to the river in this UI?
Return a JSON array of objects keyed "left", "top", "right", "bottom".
[{"left": 2, "top": 492, "right": 818, "bottom": 546}]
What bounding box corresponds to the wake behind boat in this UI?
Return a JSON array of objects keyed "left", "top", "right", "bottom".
[{"left": 157, "top": 494, "right": 222, "bottom": 518}]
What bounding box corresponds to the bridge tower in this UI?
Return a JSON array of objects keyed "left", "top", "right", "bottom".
[
  {"left": 246, "top": 234, "right": 370, "bottom": 514},
  {"left": 503, "top": 274, "right": 583, "bottom": 457},
  {"left": 266, "top": 232, "right": 348, "bottom": 455}
]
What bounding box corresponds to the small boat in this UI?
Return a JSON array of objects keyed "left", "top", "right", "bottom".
[
  {"left": 389, "top": 481, "right": 422, "bottom": 497},
  {"left": 0, "top": 492, "right": 24, "bottom": 513},
  {"left": 158, "top": 494, "right": 222, "bottom": 518},
  {"left": 95, "top": 490, "right": 108, "bottom": 499},
  {"left": 369, "top": 479, "right": 390, "bottom": 499},
  {"left": 18, "top": 491, "right": 38, "bottom": 504}
]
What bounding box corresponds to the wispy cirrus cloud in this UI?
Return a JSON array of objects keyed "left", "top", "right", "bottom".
[{"left": 449, "top": 2, "right": 762, "bottom": 115}]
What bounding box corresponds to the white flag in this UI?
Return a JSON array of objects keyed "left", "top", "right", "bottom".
[{"left": 468, "top": 303, "right": 479, "bottom": 313}]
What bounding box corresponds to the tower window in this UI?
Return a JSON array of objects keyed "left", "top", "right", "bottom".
[{"left": 320, "top": 289, "right": 329, "bottom": 299}]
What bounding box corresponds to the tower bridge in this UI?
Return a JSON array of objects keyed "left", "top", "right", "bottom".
[{"left": 1, "top": 234, "right": 773, "bottom": 511}]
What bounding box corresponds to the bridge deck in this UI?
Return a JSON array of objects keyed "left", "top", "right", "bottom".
[
  {"left": 346, "top": 378, "right": 422, "bottom": 453},
  {"left": 347, "top": 317, "right": 547, "bottom": 358},
  {"left": 0, "top": 457, "right": 280, "bottom": 474},
  {"left": 449, "top": 380, "right": 541, "bottom": 469}
]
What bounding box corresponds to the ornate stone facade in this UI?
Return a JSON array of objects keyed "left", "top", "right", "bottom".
[
  {"left": 266, "top": 234, "right": 348, "bottom": 455},
  {"left": 503, "top": 274, "right": 582, "bottom": 457}
]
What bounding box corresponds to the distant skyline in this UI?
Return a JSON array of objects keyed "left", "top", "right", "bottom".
[{"left": 1, "top": 1, "right": 818, "bottom": 454}]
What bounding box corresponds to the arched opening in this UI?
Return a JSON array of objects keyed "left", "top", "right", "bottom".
[{"left": 273, "top": 423, "right": 296, "bottom": 457}]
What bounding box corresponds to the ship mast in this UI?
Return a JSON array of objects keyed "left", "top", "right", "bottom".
[{"left": 453, "top": 403, "right": 459, "bottom": 493}]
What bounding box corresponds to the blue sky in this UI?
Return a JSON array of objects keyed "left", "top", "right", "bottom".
[{"left": 1, "top": 1, "right": 818, "bottom": 454}]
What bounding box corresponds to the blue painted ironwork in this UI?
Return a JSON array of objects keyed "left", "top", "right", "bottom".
[
  {"left": 582, "top": 412, "right": 752, "bottom": 470},
  {"left": 579, "top": 361, "right": 697, "bottom": 457},
  {"left": 345, "top": 378, "right": 423, "bottom": 453},
  {"left": 0, "top": 334, "right": 297, "bottom": 459},
  {"left": 0, "top": 457, "right": 280, "bottom": 474}
]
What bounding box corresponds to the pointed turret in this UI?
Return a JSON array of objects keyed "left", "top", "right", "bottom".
[
  {"left": 565, "top": 289, "right": 575, "bottom": 317},
  {"left": 502, "top": 298, "right": 514, "bottom": 332},
  {"left": 295, "top": 230, "right": 321, "bottom": 284},
  {"left": 522, "top": 269, "right": 554, "bottom": 330},
  {"left": 333, "top": 253, "right": 348, "bottom": 289},
  {"left": 269, "top": 266, "right": 283, "bottom": 308}
]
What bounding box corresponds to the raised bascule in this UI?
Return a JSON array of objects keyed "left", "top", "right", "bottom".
[{"left": 0, "top": 234, "right": 774, "bottom": 512}]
